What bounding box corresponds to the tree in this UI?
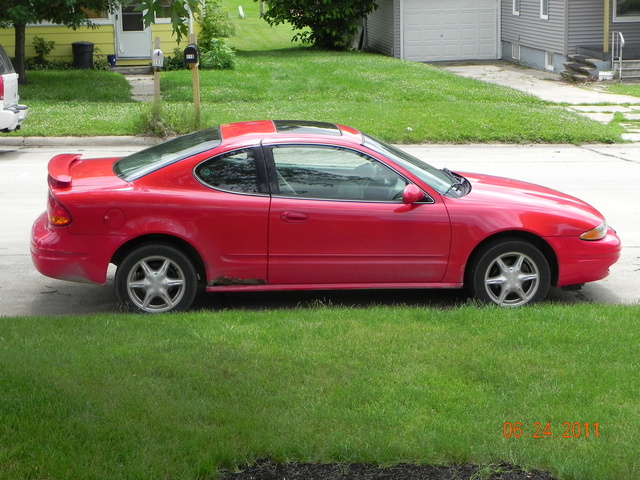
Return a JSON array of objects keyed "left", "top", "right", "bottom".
[
  {"left": 256, "top": 0, "right": 378, "bottom": 50},
  {"left": 137, "top": 0, "right": 201, "bottom": 42},
  {"left": 0, "top": 0, "right": 200, "bottom": 84}
]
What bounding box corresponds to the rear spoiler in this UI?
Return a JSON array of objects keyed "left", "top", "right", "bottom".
[{"left": 48, "top": 154, "right": 82, "bottom": 189}]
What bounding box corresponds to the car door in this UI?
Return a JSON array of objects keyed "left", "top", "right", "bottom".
[
  {"left": 192, "top": 147, "right": 271, "bottom": 284},
  {"left": 265, "top": 144, "right": 452, "bottom": 285}
]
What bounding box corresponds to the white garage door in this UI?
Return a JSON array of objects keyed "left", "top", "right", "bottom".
[{"left": 403, "top": 0, "right": 498, "bottom": 62}]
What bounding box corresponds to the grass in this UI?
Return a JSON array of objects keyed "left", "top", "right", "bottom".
[
  {"left": 606, "top": 82, "right": 640, "bottom": 97},
  {"left": 159, "top": 48, "right": 620, "bottom": 143},
  {"left": 17, "top": 70, "right": 146, "bottom": 136},
  {"left": 7, "top": 2, "right": 622, "bottom": 142},
  {"left": 1, "top": 303, "right": 638, "bottom": 480}
]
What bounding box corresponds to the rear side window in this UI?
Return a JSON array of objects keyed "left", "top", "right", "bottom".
[
  {"left": 194, "top": 148, "right": 262, "bottom": 194},
  {"left": 0, "top": 45, "right": 15, "bottom": 75}
]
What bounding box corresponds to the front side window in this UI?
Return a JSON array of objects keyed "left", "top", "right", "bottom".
[
  {"left": 194, "top": 149, "right": 261, "bottom": 194},
  {"left": 615, "top": 0, "right": 640, "bottom": 21},
  {"left": 271, "top": 145, "right": 407, "bottom": 201}
]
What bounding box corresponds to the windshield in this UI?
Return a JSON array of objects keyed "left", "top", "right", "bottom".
[
  {"left": 363, "top": 135, "right": 462, "bottom": 197},
  {"left": 0, "top": 45, "right": 15, "bottom": 75},
  {"left": 114, "top": 127, "right": 222, "bottom": 181}
]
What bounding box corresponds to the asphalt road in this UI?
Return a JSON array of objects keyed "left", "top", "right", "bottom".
[{"left": 1, "top": 141, "right": 638, "bottom": 317}]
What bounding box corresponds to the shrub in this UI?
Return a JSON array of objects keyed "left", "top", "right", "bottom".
[
  {"left": 199, "top": 0, "right": 235, "bottom": 40},
  {"left": 163, "top": 0, "right": 236, "bottom": 71},
  {"left": 198, "top": 39, "right": 236, "bottom": 70}
]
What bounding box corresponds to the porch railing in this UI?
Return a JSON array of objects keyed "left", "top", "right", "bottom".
[{"left": 612, "top": 31, "right": 625, "bottom": 80}]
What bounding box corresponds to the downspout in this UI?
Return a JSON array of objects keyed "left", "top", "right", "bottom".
[
  {"left": 604, "top": 0, "right": 610, "bottom": 53},
  {"left": 398, "top": 0, "right": 404, "bottom": 60}
]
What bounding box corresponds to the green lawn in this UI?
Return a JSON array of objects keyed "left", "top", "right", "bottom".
[
  {"left": 9, "top": 1, "right": 622, "bottom": 143},
  {"left": 1, "top": 304, "right": 638, "bottom": 480}
]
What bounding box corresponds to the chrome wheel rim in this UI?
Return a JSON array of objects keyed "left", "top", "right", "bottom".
[
  {"left": 483, "top": 251, "right": 540, "bottom": 307},
  {"left": 126, "top": 255, "right": 186, "bottom": 313}
]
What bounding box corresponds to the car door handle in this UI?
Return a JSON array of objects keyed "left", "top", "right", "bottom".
[{"left": 280, "top": 211, "right": 309, "bottom": 223}]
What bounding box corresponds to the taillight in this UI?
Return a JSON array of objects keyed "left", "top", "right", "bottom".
[
  {"left": 47, "top": 193, "right": 72, "bottom": 226},
  {"left": 0, "top": 75, "right": 4, "bottom": 100}
]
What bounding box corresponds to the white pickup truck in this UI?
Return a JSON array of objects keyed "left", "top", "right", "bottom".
[{"left": 0, "top": 44, "right": 28, "bottom": 132}]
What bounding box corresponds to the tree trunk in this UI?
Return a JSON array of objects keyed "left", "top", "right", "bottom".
[{"left": 14, "top": 23, "right": 27, "bottom": 85}]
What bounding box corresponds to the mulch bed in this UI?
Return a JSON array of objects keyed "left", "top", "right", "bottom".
[{"left": 222, "top": 460, "right": 557, "bottom": 480}]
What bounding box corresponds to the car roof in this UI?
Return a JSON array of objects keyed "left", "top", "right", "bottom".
[{"left": 219, "top": 120, "right": 364, "bottom": 146}]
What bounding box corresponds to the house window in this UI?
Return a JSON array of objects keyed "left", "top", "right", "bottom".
[
  {"left": 545, "top": 51, "right": 554, "bottom": 70},
  {"left": 615, "top": 0, "right": 640, "bottom": 21},
  {"left": 513, "top": 0, "right": 521, "bottom": 16},
  {"left": 156, "top": 1, "right": 172, "bottom": 19},
  {"left": 540, "top": 0, "right": 549, "bottom": 19},
  {"left": 512, "top": 43, "right": 520, "bottom": 61}
]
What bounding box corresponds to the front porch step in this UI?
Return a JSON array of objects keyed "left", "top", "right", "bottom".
[
  {"left": 109, "top": 66, "right": 152, "bottom": 75},
  {"left": 562, "top": 55, "right": 601, "bottom": 81},
  {"left": 614, "top": 60, "right": 640, "bottom": 81},
  {"left": 563, "top": 61, "right": 598, "bottom": 77},
  {"left": 567, "top": 54, "right": 599, "bottom": 69}
]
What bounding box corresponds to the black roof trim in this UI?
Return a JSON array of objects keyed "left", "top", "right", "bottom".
[{"left": 273, "top": 120, "right": 342, "bottom": 136}]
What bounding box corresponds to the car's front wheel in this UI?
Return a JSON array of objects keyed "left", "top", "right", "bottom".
[
  {"left": 115, "top": 244, "right": 198, "bottom": 313},
  {"left": 467, "top": 239, "right": 550, "bottom": 307}
]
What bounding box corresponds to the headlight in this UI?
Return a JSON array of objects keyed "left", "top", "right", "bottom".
[{"left": 580, "top": 222, "right": 607, "bottom": 241}]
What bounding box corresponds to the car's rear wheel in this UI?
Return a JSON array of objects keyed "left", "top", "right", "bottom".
[
  {"left": 468, "top": 239, "right": 550, "bottom": 307},
  {"left": 115, "top": 244, "right": 198, "bottom": 313}
]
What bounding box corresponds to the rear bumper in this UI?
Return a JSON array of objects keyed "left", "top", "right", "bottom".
[
  {"left": 30, "top": 212, "right": 116, "bottom": 285},
  {"left": 0, "top": 104, "right": 28, "bottom": 132}
]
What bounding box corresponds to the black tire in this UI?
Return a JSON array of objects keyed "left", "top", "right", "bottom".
[
  {"left": 115, "top": 244, "right": 198, "bottom": 313},
  {"left": 467, "top": 239, "right": 550, "bottom": 307}
]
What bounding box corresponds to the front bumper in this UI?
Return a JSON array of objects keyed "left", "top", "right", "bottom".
[
  {"left": 0, "top": 104, "right": 28, "bottom": 132},
  {"left": 547, "top": 228, "right": 622, "bottom": 287}
]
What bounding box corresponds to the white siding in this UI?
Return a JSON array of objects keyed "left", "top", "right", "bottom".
[
  {"left": 367, "top": 0, "right": 399, "bottom": 57},
  {"left": 566, "top": 0, "right": 602, "bottom": 53},
  {"left": 501, "top": 0, "right": 567, "bottom": 53}
]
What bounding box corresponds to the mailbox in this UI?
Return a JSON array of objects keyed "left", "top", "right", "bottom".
[
  {"left": 152, "top": 49, "right": 164, "bottom": 68},
  {"left": 184, "top": 44, "right": 199, "bottom": 64}
]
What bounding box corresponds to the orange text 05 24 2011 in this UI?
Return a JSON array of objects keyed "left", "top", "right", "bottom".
[{"left": 502, "top": 422, "right": 600, "bottom": 439}]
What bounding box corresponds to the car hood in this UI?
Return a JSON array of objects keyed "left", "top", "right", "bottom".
[{"left": 448, "top": 172, "right": 606, "bottom": 235}]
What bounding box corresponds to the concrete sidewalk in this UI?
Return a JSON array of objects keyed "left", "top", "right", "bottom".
[{"left": 441, "top": 62, "right": 640, "bottom": 141}]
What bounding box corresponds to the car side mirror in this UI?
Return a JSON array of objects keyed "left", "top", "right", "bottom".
[{"left": 402, "top": 184, "right": 425, "bottom": 204}]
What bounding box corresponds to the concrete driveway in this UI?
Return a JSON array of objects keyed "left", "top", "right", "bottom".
[{"left": 0, "top": 140, "right": 637, "bottom": 317}]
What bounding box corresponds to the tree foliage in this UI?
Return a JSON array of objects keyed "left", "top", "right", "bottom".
[
  {"left": 137, "top": 0, "right": 201, "bottom": 43},
  {"left": 0, "top": 0, "right": 123, "bottom": 82},
  {"left": 256, "top": 0, "right": 378, "bottom": 50},
  {"left": 0, "top": 0, "right": 200, "bottom": 83}
]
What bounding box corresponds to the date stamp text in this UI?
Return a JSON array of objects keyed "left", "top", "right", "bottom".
[{"left": 503, "top": 422, "right": 599, "bottom": 438}]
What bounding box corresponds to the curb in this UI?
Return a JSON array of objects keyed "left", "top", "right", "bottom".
[{"left": 1, "top": 136, "right": 163, "bottom": 148}]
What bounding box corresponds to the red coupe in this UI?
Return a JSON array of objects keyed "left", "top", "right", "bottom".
[{"left": 31, "top": 120, "right": 621, "bottom": 313}]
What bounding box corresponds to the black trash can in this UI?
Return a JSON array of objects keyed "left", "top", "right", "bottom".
[{"left": 72, "top": 41, "right": 94, "bottom": 69}]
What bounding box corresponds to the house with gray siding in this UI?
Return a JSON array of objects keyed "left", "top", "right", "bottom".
[{"left": 366, "top": 0, "right": 640, "bottom": 77}]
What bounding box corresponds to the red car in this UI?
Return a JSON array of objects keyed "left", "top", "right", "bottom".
[{"left": 31, "top": 120, "right": 621, "bottom": 313}]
